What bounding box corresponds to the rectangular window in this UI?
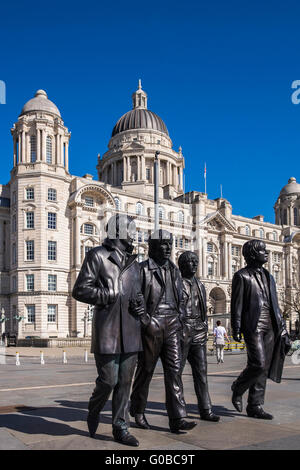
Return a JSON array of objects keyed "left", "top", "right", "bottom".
[
  {"left": 47, "top": 304, "right": 57, "bottom": 323},
  {"left": 48, "top": 212, "right": 57, "bottom": 229},
  {"left": 138, "top": 231, "right": 143, "bottom": 243},
  {"left": 48, "top": 274, "right": 57, "bottom": 291},
  {"left": 26, "top": 188, "right": 34, "bottom": 200},
  {"left": 146, "top": 168, "right": 151, "bottom": 181},
  {"left": 48, "top": 188, "right": 57, "bottom": 201},
  {"left": 85, "top": 246, "right": 92, "bottom": 256},
  {"left": 27, "top": 305, "right": 35, "bottom": 323},
  {"left": 26, "top": 240, "right": 34, "bottom": 260},
  {"left": 26, "top": 274, "right": 34, "bottom": 291},
  {"left": 184, "top": 239, "right": 189, "bottom": 249},
  {"left": 26, "top": 211, "right": 34, "bottom": 229},
  {"left": 84, "top": 223, "right": 93, "bottom": 235},
  {"left": 208, "top": 261, "right": 213, "bottom": 276},
  {"left": 85, "top": 196, "right": 94, "bottom": 207},
  {"left": 232, "top": 264, "right": 237, "bottom": 276},
  {"left": 179, "top": 238, "right": 183, "bottom": 248},
  {"left": 273, "top": 253, "right": 281, "bottom": 263},
  {"left": 231, "top": 246, "right": 240, "bottom": 256},
  {"left": 48, "top": 241, "right": 57, "bottom": 261}
]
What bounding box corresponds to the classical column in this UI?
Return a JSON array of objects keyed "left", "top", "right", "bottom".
[
  {"left": 127, "top": 156, "right": 130, "bottom": 181},
  {"left": 123, "top": 158, "right": 127, "bottom": 182},
  {"left": 56, "top": 134, "right": 61, "bottom": 165},
  {"left": 179, "top": 167, "right": 183, "bottom": 191},
  {"left": 228, "top": 241, "right": 232, "bottom": 280},
  {"left": 172, "top": 165, "right": 176, "bottom": 187},
  {"left": 224, "top": 241, "right": 228, "bottom": 279},
  {"left": 36, "top": 129, "right": 41, "bottom": 161},
  {"left": 166, "top": 161, "right": 170, "bottom": 185},
  {"left": 65, "top": 142, "right": 69, "bottom": 171},
  {"left": 26, "top": 134, "right": 30, "bottom": 163},
  {"left": 202, "top": 238, "right": 206, "bottom": 278},
  {"left": 141, "top": 155, "right": 145, "bottom": 180},
  {"left": 21, "top": 131, "right": 26, "bottom": 163},
  {"left": 137, "top": 156, "right": 141, "bottom": 181},
  {"left": 61, "top": 138, "right": 65, "bottom": 166},
  {"left": 13, "top": 136, "right": 17, "bottom": 166},
  {"left": 41, "top": 130, "right": 46, "bottom": 162},
  {"left": 74, "top": 216, "right": 81, "bottom": 267}
]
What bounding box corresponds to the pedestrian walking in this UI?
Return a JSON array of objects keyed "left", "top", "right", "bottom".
[{"left": 213, "top": 321, "right": 229, "bottom": 364}]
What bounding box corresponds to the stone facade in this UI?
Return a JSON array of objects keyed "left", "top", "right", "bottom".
[{"left": 1, "top": 84, "right": 299, "bottom": 339}]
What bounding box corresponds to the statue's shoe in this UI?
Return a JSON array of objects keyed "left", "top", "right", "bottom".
[
  {"left": 246, "top": 405, "right": 273, "bottom": 420},
  {"left": 113, "top": 429, "right": 139, "bottom": 447},
  {"left": 169, "top": 418, "right": 197, "bottom": 433},
  {"left": 87, "top": 412, "right": 99, "bottom": 438},
  {"left": 231, "top": 382, "right": 243, "bottom": 413}
]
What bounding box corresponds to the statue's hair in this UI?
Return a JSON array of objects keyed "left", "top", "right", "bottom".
[
  {"left": 106, "top": 214, "right": 135, "bottom": 239},
  {"left": 148, "top": 229, "right": 173, "bottom": 258},
  {"left": 242, "top": 239, "right": 265, "bottom": 264},
  {"left": 178, "top": 251, "right": 198, "bottom": 272}
]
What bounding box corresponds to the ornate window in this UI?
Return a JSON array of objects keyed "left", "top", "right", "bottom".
[
  {"left": 146, "top": 168, "right": 151, "bottom": 181},
  {"left": 231, "top": 245, "right": 240, "bottom": 256},
  {"left": 85, "top": 196, "right": 94, "bottom": 207},
  {"left": 207, "top": 242, "right": 214, "bottom": 252},
  {"left": 30, "top": 136, "right": 37, "bottom": 162},
  {"left": 46, "top": 136, "right": 52, "bottom": 164},
  {"left": 272, "top": 231, "right": 277, "bottom": 241},
  {"left": 84, "top": 223, "right": 93, "bottom": 235},
  {"left": 136, "top": 202, "right": 144, "bottom": 216},
  {"left": 207, "top": 257, "right": 214, "bottom": 276},
  {"left": 245, "top": 225, "right": 250, "bottom": 236},
  {"left": 259, "top": 228, "right": 264, "bottom": 239}
]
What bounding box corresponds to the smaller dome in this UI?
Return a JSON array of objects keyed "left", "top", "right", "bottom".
[
  {"left": 280, "top": 177, "right": 300, "bottom": 196},
  {"left": 20, "top": 89, "right": 61, "bottom": 117}
]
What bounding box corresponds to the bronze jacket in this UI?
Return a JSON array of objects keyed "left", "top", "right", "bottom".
[
  {"left": 231, "top": 266, "right": 286, "bottom": 336},
  {"left": 72, "top": 239, "right": 143, "bottom": 354},
  {"left": 140, "top": 258, "right": 186, "bottom": 319}
]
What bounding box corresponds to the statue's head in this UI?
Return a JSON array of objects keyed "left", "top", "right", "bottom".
[
  {"left": 178, "top": 251, "right": 198, "bottom": 278},
  {"left": 106, "top": 214, "right": 136, "bottom": 251},
  {"left": 148, "top": 229, "right": 173, "bottom": 263},
  {"left": 242, "top": 239, "right": 268, "bottom": 267}
]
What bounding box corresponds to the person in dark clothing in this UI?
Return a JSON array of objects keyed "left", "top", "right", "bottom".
[
  {"left": 178, "top": 251, "right": 220, "bottom": 422},
  {"left": 72, "top": 214, "right": 144, "bottom": 446},
  {"left": 231, "top": 239, "right": 291, "bottom": 419},
  {"left": 130, "top": 230, "right": 197, "bottom": 433}
]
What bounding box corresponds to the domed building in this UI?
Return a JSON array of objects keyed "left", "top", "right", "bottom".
[{"left": 0, "top": 82, "right": 299, "bottom": 342}]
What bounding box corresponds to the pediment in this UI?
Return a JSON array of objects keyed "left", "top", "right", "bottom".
[
  {"left": 200, "top": 211, "right": 236, "bottom": 232},
  {"left": 122, "top": 141, "right": 145, "bottom": 151}
]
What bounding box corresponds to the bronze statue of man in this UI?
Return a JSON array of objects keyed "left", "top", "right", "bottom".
[
  {"left": 231, "top": 239, "right": 291, "bottom": 419},
  {"left": 130, "top": 229, "right": 196, "bottom": 433},
  {"left": 72, "top": 214, "right": 144, "bottom": 446},
  {"left": 178, "top": 251, "right": 220, "bottom": 422}
]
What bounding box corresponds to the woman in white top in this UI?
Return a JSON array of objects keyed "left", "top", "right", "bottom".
[{"left": 213, "top": 321, "right": 230, "bottom": 364}]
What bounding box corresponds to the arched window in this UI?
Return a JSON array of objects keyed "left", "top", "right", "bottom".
[
  {"left": 114, "top": 197, "right": 121, "bottom": 212},
  {"left": 46, "top": 136, "right": 52, "bottom": 164},
  {"left": 259, "top": 228, "right": 264, "bottom": 239},
  {"left": 30, "top": 136, "right": 37, "bottom": 162},
  {"left": 136, "top": 202, "right": 143, "bottom": 216},
  {"left": 294, "top": 207, "right": 298, "bottom": 226},
  {"left": 178, "top": 211, "right": 184, "bottom": 223},
  {"left": 245, "top": 225, "right": 250, "bottom": 236}
]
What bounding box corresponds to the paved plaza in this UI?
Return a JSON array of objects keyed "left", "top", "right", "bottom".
[{"left": 0, "top": 347, "right": 299, "bottom": 451}]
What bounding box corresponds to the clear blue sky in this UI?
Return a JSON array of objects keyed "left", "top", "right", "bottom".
[{"left": 1, "top": 0, "right": 300, "bottom": 223}]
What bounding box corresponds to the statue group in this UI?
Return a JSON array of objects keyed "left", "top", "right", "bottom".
[{"left": 72, "top": 215, "right": 291, "bottom": 447}]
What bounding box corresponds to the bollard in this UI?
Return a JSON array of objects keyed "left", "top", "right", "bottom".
[
  {"left": 62, "top": 350, "right": 67, "bottom": 364},
  {"left": 16, "top": 351, "right": 20, "bottom": 366},
  {"left": 84, "top": 349, "right": 88, "bottom": 363},
  {"left": 40, "top": 351, "right": 45, "bottom": 365}
]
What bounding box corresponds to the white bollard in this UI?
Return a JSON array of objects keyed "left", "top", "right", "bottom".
[
  {"left": 62, "top": 350, "right": 67, "bottom": 364},
  {"left": 16, "top": 351, "right": 20, "bottom": 366},
  {"left": 84, "top": 349, "right": 88, "bottom": 363},
  {"left": 40, "top": 351, "right": 45, "bottom": 365}
]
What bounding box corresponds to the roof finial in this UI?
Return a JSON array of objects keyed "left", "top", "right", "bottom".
[{"left": 138, "top": 79, "right": 142, "bottom": 90}]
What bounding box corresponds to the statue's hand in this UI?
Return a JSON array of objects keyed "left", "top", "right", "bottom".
[
  {"left": 233, "top": 331, "right": 242, "bottom": 342},
  {"left": 129, "top": 293, "right": 145, "bottom": 317}
]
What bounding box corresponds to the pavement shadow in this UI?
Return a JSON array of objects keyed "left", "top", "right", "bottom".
[{"left": 0, "top": 413, "right": 88, "bottom": 437}]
